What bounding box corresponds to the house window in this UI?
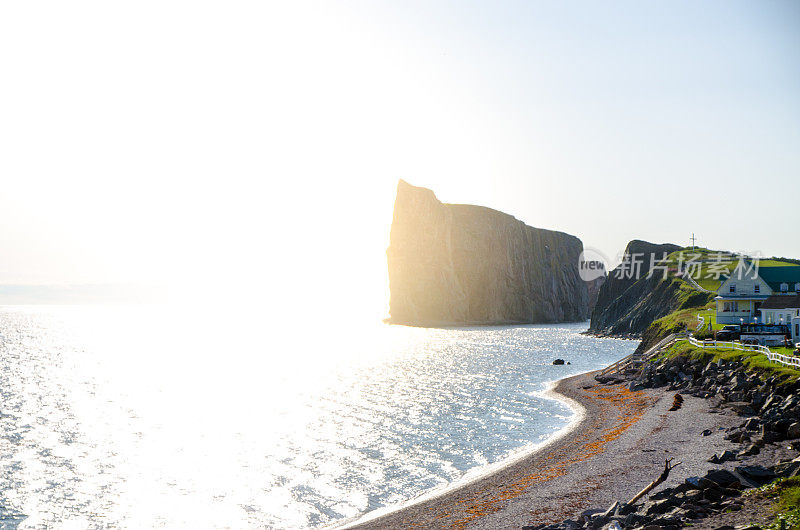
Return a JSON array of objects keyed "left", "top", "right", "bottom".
[
  {"left": 796, "top": 323, "right": 799, "bottom": 336},
  {"left": 726, "top": 301, "right": 738, "bottom": 312},
  {"left": 729, "top": 284, "right": 736, "bottom": 293},
  {"left": 781, "top": 283, "right": 789, "bottom": 292},
  {"left": 754, "top": 284, "right": 760, "bottom": 293},
  {"left": 795, "top": 282, "right": 800, "bottom": 292}
]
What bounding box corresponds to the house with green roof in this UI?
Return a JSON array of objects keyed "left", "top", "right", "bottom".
[
  {"left": 715, "top": 261, "right": 800, "bottom": 325},
  {"left": 758, "top": 265, "right": 800, "bottom": 294}
]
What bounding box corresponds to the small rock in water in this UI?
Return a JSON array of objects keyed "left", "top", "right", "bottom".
[{"left": 553, "top": 359, "right": 565, "bottom": 365}]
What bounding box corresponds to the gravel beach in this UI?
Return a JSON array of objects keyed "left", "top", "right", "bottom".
[{"left": 342, "top": 370, "right": 762, "bottom": 530}]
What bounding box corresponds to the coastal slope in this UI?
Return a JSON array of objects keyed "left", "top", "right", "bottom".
[
  {"left": 588, "top": 240, "right": 712, "bottom": 340},
  {"left": 386, "top": 180, "right": 590, "bottom": 326}
]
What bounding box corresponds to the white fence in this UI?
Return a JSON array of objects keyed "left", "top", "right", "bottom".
[
  {"left": 600, "top": 332, "right": 800, "bottom": 377},
  {"left": 684, "top": 336, "right": 800, "bottom": 369},
  {"left": 598, "top": 332, "right": 686, "bottom": 376}
]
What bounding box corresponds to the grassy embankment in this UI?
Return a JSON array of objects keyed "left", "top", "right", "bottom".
[
  {"left": 655, "top": 304, "right": 799, "bottom": 383},
  {"left": 663, "top": 340, "right": 800, "bottom": 384}
]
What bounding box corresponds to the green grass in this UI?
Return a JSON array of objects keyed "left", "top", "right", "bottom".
[
  {"left": 646, "top": 301, "right": 715, "bottom": 338},
  {"left": 759, "top": 259, "right": 799, "bottom": 267},
  {"left": 664, "top": 341, "right": 800, "bottom": 384},
  {"left": 696, "top": 308, "right": 718, "bottom": 329},
  {"left": 674, "top": 278, "right": 716, "bottom": 308},
  {"left": 759, "top": 477, "right": 800, "bottom": 530},
  {"left": 696, "top": 278, "right": 724, "bottom": 291},
  {"left": 657, "top": 248, "right": 738, "bottom": 293}
]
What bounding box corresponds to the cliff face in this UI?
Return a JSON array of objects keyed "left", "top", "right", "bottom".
[
  {"left": 586, "top": 276, "right": 606, "bottom": 314},
  {"left": 387, "top": 180, "right": 589, "bottom": 326},
  {"left": 589, "top": 240, "right": 712, "bottom": 337}
]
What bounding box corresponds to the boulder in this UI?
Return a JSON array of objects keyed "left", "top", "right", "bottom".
[
  {"left": 735, "top": 465, "right": 776, "bottom": 486},
  {"left": 703, "top": 469, "right": 740, "bottom": 488},
  {"left": 743, "top": 418, "right": 760, "bottom": 431},
  {"left": 780, "top": 394, "right": 800, "bottom": 412},
  {"left": 723, "top": 402, "right": 756, "bottom": 416},
  {"left": 762, "top": 394, "right": 782, "bottom": 411},
  {"left": 787, "top": 422, "right": 800, "bottom": 439},
  {"left": 738, "top": 443, "right": 760, "bottom": 457},
  {"left": 774, "top": 461, "right": 800, "bottom": 478},
  {"left": 641, "top": 498, "right": 677, "bottom": 516},
  {"left": 685, "top": 476, "right": 718, "bottom": 490},
  {"left": 622, "top": 513, "right": 649, "bottom": 528}
]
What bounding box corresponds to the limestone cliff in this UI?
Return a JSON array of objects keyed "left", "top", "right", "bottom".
[{"left": 386, "top": 180, "right": 589, "bottom": 326}]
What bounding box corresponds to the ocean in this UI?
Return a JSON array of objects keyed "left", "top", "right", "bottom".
[{"left": 0, "top": 305, "right": 635, "bottom": 529}]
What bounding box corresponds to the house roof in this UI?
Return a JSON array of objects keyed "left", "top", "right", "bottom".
[
  {"left": 757, "top": 266, "right": 800, "bottom": 292},
  {"left": 761, "top": 294, "right": 800, "bottom": 310}
]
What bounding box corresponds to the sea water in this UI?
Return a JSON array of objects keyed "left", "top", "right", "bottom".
[{"left": 0, "top": 305, "right": 635, "bottom": 529}]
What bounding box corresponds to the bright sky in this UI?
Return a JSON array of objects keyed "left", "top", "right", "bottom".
[{"left": 1, "top": 1, "right": 798, "bottom": 318}]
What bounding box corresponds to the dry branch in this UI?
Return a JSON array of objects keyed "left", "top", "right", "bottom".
[{"left": 628, "top": 458, "right": 682, "bottom": 505}]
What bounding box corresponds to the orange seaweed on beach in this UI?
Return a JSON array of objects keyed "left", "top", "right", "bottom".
[{"left": 435, "top": 385, "right": 651, "bottom": 530}]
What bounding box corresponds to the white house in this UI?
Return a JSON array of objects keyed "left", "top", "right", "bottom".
[
  {"left": 760, "top": 294, "right": 800, "bottom": 342},
  {"left": 715, "top": 262, "right": 800, "bottom": 326}
]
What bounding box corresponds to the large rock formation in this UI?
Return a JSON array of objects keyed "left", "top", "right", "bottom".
[
  {"left": 386, "top": 180, "right": 590, "bottom": 326},
  {"left": 589, "top": 240, "right": 713, "bottom": 338}
]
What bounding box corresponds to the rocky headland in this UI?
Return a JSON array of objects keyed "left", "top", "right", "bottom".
[
  {"left": 588, "top": 240, "right": 714, "bottom": 345},
  {"left": 386, "top": 180, "right": 591, "bottom": 326}
]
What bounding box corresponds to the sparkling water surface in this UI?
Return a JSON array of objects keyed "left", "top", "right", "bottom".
[{"left": 0, "top": 306, "right": 635, "bottom": 529}]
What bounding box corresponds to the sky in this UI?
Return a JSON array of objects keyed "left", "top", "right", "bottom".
[{"left": 0, "top": 1, "right": 798, "bottom": 318}]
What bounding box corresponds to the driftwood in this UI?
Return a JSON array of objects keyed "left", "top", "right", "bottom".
[{"left": 628, "top": 458, "right": 682, "bottom": 505}]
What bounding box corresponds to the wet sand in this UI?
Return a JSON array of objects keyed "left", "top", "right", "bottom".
[{"left": 343, "top": 371, "right": 746, "bottom": 530}]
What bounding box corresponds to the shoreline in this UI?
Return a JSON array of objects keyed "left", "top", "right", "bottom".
[
  {"left": 334, "top": 376, "right": 590, "bottom": 529},
  {"left": 340, "top": 369, "right": 752, "bottom": 529}
]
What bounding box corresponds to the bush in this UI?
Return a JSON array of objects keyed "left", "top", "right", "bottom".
[{"left": 694, "top": 329, "right": 715, "bottom": 340}]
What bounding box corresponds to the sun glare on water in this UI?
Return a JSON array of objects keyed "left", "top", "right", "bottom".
[{"left": 0, "top": 304, "right": 635, "bottom": 528}]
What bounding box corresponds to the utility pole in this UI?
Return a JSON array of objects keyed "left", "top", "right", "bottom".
[{"left": 690, "top": 233, "right": 696, "bottom": 251}]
